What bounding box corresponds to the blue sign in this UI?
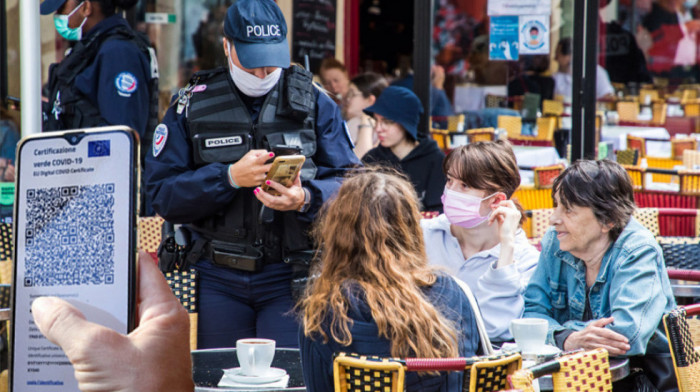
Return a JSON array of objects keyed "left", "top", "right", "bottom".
[{"left": 489, "top": 16, "right": 519, "bottom": 61}]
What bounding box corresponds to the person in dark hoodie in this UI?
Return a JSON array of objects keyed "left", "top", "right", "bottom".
[
  {"left": 299, "top": 168, "right": 480, "bottom": 392},
  {"left": 362, "top": 86, "right": 446, "bottom": 212}
]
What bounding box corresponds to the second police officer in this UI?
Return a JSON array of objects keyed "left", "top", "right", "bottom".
[{"left": 145, "top": 0, "right": 360, "bottom": 348}]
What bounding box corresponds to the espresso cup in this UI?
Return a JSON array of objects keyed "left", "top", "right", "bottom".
[
  {"left": 236, "top": 338, "right": 276, "bottom": 376},
  {"left": 510, "top": 318, "right": 548, "bottom": 354}
]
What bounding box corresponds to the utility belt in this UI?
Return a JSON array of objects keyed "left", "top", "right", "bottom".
[{"left": 157, "top": 224, "right": 313, "bottom": 274}]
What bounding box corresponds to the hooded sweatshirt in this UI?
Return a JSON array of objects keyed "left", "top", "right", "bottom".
[{"left": 363, "top": 138, "right": 446, "bottom": 212}]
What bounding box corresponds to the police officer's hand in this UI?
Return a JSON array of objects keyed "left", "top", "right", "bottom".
[
  {"left": 229, "top": 150, "right": 274, "bottom": 188},
  {"left": 254, "top": 174, "right": 306, "bottom": 211}
]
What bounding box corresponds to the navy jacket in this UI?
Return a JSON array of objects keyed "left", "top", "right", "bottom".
[
  {"left": 363, "top": 138, "right": 446, "bottom": 212},
  {"left": 299, "top": 273, "right": 480, "bottom": 392},
  {"left": 72, "top": 15, "right": 152, "bottom": 138},
  {"left": 145, "top": 82, "right": 360, "bottom": 224}
]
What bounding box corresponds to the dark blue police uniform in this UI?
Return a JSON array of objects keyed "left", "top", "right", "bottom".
[
  {"left": 45, "top": 14, "right": 153, "bottom": 139},
  {"left": 146, "top": 75, "right": 360, "bottom": 348}
]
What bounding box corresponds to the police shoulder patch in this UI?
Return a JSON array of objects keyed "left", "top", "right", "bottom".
[
  {"left": 152, "top": 124, "right": 168, "bottom": 157},
  {"left": 115, "top": 72, "right": 138, "bottom": 97}
]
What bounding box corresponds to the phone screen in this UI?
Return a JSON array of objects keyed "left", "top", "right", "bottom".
[{"left": 10, "top": 127, "right": 138, "bottom": 391}]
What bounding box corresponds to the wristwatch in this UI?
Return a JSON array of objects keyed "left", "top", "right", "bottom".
[{"left": 297, "top": 187, "right": 311, "bottom": 213}]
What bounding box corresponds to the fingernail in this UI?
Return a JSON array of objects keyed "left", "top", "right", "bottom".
[
  {"left": 269, "top": 152, "right": 274, "bottom": 157},
  {"left": 253, "top": 188, "right": 259, "bottom": 194},
  {"left": 266, "top": 180, "right": 271, "bottom": 185}
]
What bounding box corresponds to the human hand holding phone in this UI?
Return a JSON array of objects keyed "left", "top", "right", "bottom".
[
  {"left": 31, "top": 251, "right": 194, "bottom": 392},
  {"left": 228, "top": 150, "right": 274, "bottom": 188},
  {"left": 254, "top": 173, "right": 306, "bottom": 211}
]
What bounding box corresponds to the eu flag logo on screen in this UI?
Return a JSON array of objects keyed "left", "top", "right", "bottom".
[{"left": 88, "top": 140, "right": 111, "bottom": 157}]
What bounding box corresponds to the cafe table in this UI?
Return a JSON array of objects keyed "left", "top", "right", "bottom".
[
  {"left": 600, "top": 125, "right": 670, "bottom": 154},
  {"left": 671, "top": 279, "right": 700, "bottom": 299},
  {"left": 192, "top": 348, "right": 305, "bottom": 391}
]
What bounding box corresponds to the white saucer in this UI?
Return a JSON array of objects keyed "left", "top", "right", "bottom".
[
  {"left": 223, "top": 367, "right": 287, "bottom": 385},
  {"left": 522, "top": 344, "right": 561, "bottom": 356}
]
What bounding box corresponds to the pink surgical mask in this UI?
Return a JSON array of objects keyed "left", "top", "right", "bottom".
[{"left": 441, "top": 188, "right": 496, "bottom": 229}]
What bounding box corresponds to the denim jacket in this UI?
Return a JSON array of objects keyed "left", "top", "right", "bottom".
[{"left": 523, "top": 218, "right": 676, "bottom": 356}]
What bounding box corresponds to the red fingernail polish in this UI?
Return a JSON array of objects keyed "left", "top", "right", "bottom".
[
  {"left": 254, "top": 188, "right": 259, "bottom": 194},
  {"left": 269, "top": 152, "right": 274, "bottom": 157},
  {"left": 266, "top": 180, "right": 271, "bottom": 185}
]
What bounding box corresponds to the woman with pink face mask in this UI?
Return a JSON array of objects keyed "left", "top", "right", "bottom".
[{"left": 421, "top": 141, "right": 540, "bottom": 344}]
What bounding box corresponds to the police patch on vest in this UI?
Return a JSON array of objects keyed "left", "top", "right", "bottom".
[
  {"left": 205, "top": 136, "right": 243, "bottom": 148},
  {"left": 115, "top": 72, "right": 138, "bottom": 97},
  {"left": 153, "top": 123, "right": 168, "bottom": 157}
]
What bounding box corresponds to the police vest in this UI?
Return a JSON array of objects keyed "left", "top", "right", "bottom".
[
  {"left": 44, "top": 25, "right": 159, "bottom": 168},
  {"left": 184, "top": 65, "right": 317, "bottom": 261}
]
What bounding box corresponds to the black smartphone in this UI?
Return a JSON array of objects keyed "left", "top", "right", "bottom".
[{"left": 10, "top": 126, "right": 139, "bottom": 391}]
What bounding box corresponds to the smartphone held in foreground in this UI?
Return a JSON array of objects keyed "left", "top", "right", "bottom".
[{"left": 10, "top": 126, "right": 139, "bottom": 392}]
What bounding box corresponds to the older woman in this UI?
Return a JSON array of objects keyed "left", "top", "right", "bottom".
[
  {"left": 299, "top": 169, "right": 480, "bottom": 392},
  {"left": 523, "top": 159, "right": 676, "bottom": 391}
]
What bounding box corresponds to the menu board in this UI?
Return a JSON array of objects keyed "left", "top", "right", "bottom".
[{"left": 292, "top": 0, "right": 337, "bottom": 74}]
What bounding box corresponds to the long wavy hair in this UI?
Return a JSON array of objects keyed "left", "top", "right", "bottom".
[{"left": 300, "top": 168, "right": 459, "bottom": 358}]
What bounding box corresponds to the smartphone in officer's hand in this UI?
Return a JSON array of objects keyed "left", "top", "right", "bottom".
[
  {"left": 266, "top": 145, "right": 302, "bottom": 164},
  {"left": 11, "top": 126, "right": 138, "bottom": 392},
  {"left": 262, "top": 155, "right": 306, "bottom": 196}
]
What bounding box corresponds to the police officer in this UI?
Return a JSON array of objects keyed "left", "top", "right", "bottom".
[
  {"left": 145, "top": 0, "right": 359, "bottom": 348},
  {"left": 41, "top": 0, "right": 159, "bottom": 213}
]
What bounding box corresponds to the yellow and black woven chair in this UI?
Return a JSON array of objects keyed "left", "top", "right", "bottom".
[
  {"left": 507, "top": 348, "right": 612, "bottom": 392},
  {"left": 138, "top": 216, "right": 199, "bottom": 350},
  {"left": 0, "top": 223, "right": 12, "bottom": 285},
  {"left": 616, "top": 149, "right": 640, "bottom": 166},
  {"left": 333, "top": 352, "right": 522, "bottom": 392},
  {"left": 663, "top": 303, "right": 700, "bottom": 392},
  {"left": 466, "top": 128, "right": 496, "bottom": 143},
  {"left": 633, "top": 208, "right": 661, "bottom": 237},
  {"left": 333, "top": 353, "right": 405, "bottom": 392}
]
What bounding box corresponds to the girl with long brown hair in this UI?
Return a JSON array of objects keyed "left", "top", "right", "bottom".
[
  {"left": 299, "top": 169, "right": 480, "bottom": 392},
  {"left": 422, "top": 140, "right": 540, "bottom": 344}
]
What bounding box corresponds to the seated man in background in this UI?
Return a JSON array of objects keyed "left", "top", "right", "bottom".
[{"left": 553, "top": 37, "right": 614, "bottom": 102}]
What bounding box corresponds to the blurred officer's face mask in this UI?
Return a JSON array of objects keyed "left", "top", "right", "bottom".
[
  {"left": 227, "top": 41, "right": 282, "bottom": 97},
  {"left": 54, "top": 1, "right": 87, "bottom": 41}
]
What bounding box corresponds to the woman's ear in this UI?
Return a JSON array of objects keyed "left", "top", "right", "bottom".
[
  {"left": 222, "top": 38, "right": 229, "bottom": 57},
  {"left": 601, "top": 221, "right": 615, "bottom": 234},
  {"left": 367, "top": 95, "right": 377, "bottom": 106},
  {"left": 490, "top": 192, "right": 507, "bottom": 206},
  {"left": 82, "top": 0, "right": 93, "bottom": 17}
]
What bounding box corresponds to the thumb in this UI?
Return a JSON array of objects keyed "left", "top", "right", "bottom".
[
  {"left": 32, "top": 297, "right": 99, "bottom": 351},
  {"left": 590, "top": 317, "right": 615, "bottom": 328}
]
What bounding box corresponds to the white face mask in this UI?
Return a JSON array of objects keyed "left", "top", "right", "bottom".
[{"left": 227, "top": 41, "right": 281, "bottom": 97}]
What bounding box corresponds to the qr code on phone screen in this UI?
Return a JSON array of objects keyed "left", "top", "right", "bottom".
[{"left": 23, "top": 184, "right": 115, "bottom": 287}]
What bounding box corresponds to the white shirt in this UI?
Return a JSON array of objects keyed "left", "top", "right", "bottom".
[
  {"left": 421, "top": 214, "right": 540, "bottom": 342},
  {"left": 553, "top": 65, "right": 614, "bottom": 103}
]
